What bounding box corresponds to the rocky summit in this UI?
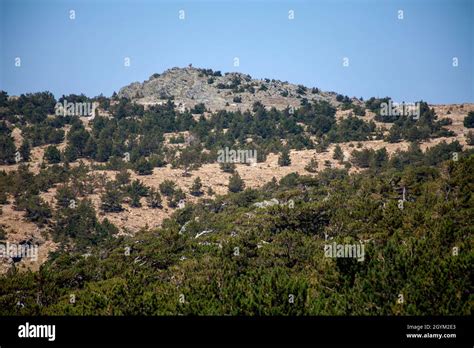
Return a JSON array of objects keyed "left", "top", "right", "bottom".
[{"left": 117, "top": 66, "right": 350, "bottom": 111}]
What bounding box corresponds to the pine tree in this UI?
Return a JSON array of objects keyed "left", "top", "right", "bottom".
[
  {"left": 126, "top": 179, "right": 149, "bottom": 197},
  {"left": 278, "top": 148, "right": 291, "bottom": 166},
  {"left": 220, "top": 162, "right": 236, "bottom": 173},
  {"left": 305, "top": 158, "right": 319, "bottom": 173},
  {"left": 372, "top": 148, "right": 388, "bottom": 168},
  {"left": 228, "top": 171, "right": 245, "bottom": 193},
  {"left": 83, "top": 137, "right": 97, "bottom": 158},
  {"left": 44, "top": 145, "right": 61, "bottom": 164},
  {"left": 135, "top": 158, "right": 153, "bottom": 175},
  {"left": 100, "top": 183, "right": 123, "bottom": 212},
  {"left": 168, "top": 188, "right": 186, "bottom": 208},
  {"left": 19, "top": 140, "right": 31, "bottom": 162},
  {"left": 385, "top": 124, "right": 402, "bottom": 143},
  {"left": 463, "top": 111, "right": 474, "bottom": 128},
  {"left": 63, "top": 144, "right": 78, "bottom": 162},
  {"left": 115, "top": 169, "right": 131, "bottom": 187},
  {"left": 129, "top": 192, "right": 142, "bottom": 207},
  {"left": 55, "top": 185, "right": 76, "bottom": 209},
  {"left": 146, "top": 188, "right": 163, "bottom": 208},
  {"left": 333, "top": 145, "right": 344, "bottom": 162},
  {"left": 190, "top": 177, "right": 203, "bottom": 196},
  {"left": 95, "top": 137, "right": 112, "bottom": 162},
  {"left": 0, "top": 135, "right": 16, "bottom": 164},
  {"left": 159, "top": 180, "right": 176, "bottom": 197},
  {"left": 23, "top": 196, "right": 52, "bottom": 226},
  {"left": 315, "top": 139, "right": 329, "bottom": 153},
  {"left": 179, "top": 146, "right": 200, "bottom": 174}
]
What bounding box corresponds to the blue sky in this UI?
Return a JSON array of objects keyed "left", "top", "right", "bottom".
[{"left": 0, "top": 0, "right": 472, "bottom": 103}]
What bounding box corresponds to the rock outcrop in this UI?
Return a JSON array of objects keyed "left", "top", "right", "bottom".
[{"left": 118, "top": 66, "right": 352, "bottom": 112}]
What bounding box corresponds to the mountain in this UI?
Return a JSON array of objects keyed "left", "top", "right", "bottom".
[
  {"left": 117, "top": 66, "right": 351, "bottom": 111},
  {"left": 0, "top": 66, "right": 473, "bottom": 316}
]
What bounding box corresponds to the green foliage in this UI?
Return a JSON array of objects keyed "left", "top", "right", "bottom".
[
  {"left": 63, "top": 144, "right": 78, "bottom": 163},
  {"left": 351, "top": 147, "right": 388, "bottom": 169},
  {"left": 129, "top": 192, "right": 142, "bottom": 207},
  {"left": 333, "top": 145, "right": 344, "bottom": 162},
  {"left": 228, "top": 171, "right": 245, "bottom": 193},
  {"left": 126, "top": 180, "right": 149, "bottom": 197},
  {"left": 19, "top": 195, "right": 52, "bottom": 226},
  {"left": 385, "top": 124, "right": 402, "bottom": 143},
  {"left": 55, "top": 185, "right": 76, "bottom": 209},
  {"left": 0, "top": 89, "right": 471, "bottom": 317},
  {"left": 44, "top": 145, "right": 61, "bottom": 164},
  {"left": 178, "top": 146, "right": 202, "bottom": 172},
  {"left": 190, "top": 177, "right": 203, "bottom": 196},
  {"left": 110, "top": 98, "right": 144, "bottom": 119},
  {"left": 296, "top": 85, "right": 307, "bottom": 95},
  {"left": 126, "top": 180, "right": 149, "bottom": 208},
  {"left": 0, "top": 134, "right": 16, "bottom": 164},
  {"left": 169, "top": 134, "right": 185, "bottom": 144},
  {"left": 167, "top": 188, "right": 186, "bottom": 208},
  {"left": 0, "top": 153, "right": 472, "bottom": 315},
  {"left": 115, "top": 169, "right": 131, "bottom": 186},
  {"left": 134, "top": 158, "right": 153, "bottom": 175},
  {"left": 147, "top": 188, "right": 163, "bottom": 208},
  {"left": 159, "top": 180, "right": 177, "bottom": 197},
  {"left": 365, "top": 97, "right": 390, "bottom": 113},
  {"left": 379, "top": 102, "right": 453, "bottom": 142},
  {"left": 191, "top": 103, "right": 206, "bottom": 114},
  {"left": 23, "top": 125, "right": 64, "bottom": 146},
  {"left": 352, "top": 104, "right": 366, "bottom": 116},
  {"left": 424, "top": 141, "right": 462, "bottom": 166},
  {"left": 305, "top": 158, "right": 318, "bottom": 173},
  {"left": 219, "top": 162, "right": 236, "bottom": 173},
  {"left": 10, "top": 92, "right": 56, "bottom": 123},
  {"left": 328, "top": 116, "right": 375, "bottom": 142},
  {"left": 278, "top": 148, "right": 291, "bottom": 166},
  {"left": 463, "top": 111, "right": 474, "bottom": 128},
  {"left": 100, "top": 183, "right": 123, "bottom": 212},
  {"left": 19, "top": 140, "right": 31, "bottom": 162},
  {"left": 53, "top": 199, "right": 118, "bottom": 251}
]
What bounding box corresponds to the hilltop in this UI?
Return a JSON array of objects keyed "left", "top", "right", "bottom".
[{"left": 117, "top": 66, "right": 351, "bottom": 112}]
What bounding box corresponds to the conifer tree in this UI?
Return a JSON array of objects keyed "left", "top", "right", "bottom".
[
  {"left": 147, "top": 188, "right": 163, "bottom": 208},
  {"left": 0, "top": 135, "right": 16, "bottom": 164},
  {"left": 190, "top": 177, "right": 203, "bottom": 196},
  {"left": 228, "top": 171, "right": 245, "bottom": 193},
  {"left": 44, "top": 145, "right": 61, "bottom": 164},
  {"left": 100, "top": 183, "right": 123, "bottom": 212},
  {"left": 278, "top": 148, "right": 291, "bottom": 166},
  {"left": 19, "top": 140, "right": 31, "bottom": 162},
  {"left": 333, "top": 145, "right": 344, "bottom": 162}
]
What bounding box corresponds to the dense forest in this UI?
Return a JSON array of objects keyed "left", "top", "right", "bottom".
[{"left": 0, "top": 90, "right": 472, "bottom": 315}]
